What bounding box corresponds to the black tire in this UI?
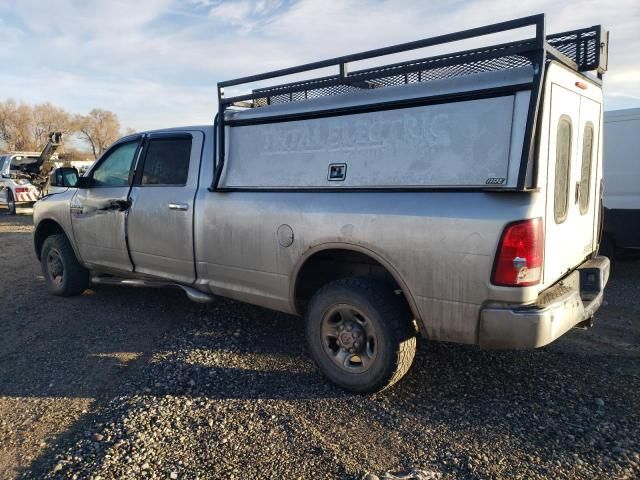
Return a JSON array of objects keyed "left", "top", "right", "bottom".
[
  {"left": 6, "top": 189, "right": 16, "bottom": 215},
  {"left": 40, "top": 234, "right": 90, "bottom": 296},
  {"left": 305, "top": 277, "right": 416, "bottom": 393}
]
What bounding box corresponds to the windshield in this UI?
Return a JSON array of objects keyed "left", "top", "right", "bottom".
[
  {"left": 10, "top": 155, "right": 39, "bottom": 169},
  {"left": 1, "top": 155, "right": 39, "bottom": 177}
]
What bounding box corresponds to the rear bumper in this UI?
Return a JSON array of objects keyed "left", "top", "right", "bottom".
[
  {"left": 15, "top": 193, "right": 39, "bottom": 202},
  {"left": 479, "top": 256, "right": 610, "bottom": 349},
  {"left": 0, "top": 187, "right": 39, "bottom": 203}
]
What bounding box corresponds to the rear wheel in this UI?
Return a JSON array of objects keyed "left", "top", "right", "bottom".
[
  {"left": 41, "top": 234, "right": 90, "bottom": 296},
  {"left": 305, "top": 277, "right": 416, "bottom": 393},
  {"left": 6, "top": 189, "right": 16, "bottom": 215}
]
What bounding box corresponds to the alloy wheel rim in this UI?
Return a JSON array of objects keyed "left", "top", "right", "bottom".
[
  {"left": 46, "top": 249, "right": 64, "bottom": 286},
  {"left": 320, "top": 304, "right": 378, "bottom": 374}
]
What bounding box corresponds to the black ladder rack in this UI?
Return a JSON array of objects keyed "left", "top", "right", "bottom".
[
  {"left": 217, "top": 14, "right": 607, "bottom": 109},
  {"left": 211, "top": 14, "right": 608, "bottom": 192}
]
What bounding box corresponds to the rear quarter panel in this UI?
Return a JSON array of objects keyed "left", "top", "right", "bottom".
[{"left": 194, "top": 186, "right": 544, "bottom": 344}]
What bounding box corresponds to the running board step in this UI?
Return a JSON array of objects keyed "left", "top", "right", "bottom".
[{"left": 91, "top": 276, "right": 216, "bottom": 304}]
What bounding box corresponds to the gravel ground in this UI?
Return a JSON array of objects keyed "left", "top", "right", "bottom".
[{"left": 0, "top": 213, "right": 638, "bottom": 479}]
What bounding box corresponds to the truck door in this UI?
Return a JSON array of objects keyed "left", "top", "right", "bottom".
[
  {"left": 126, "top": 131, "right": 203, "bottom": 284},
  {"left": 71, "top": 137, "right": 141, "bottom": 272},
  {"left": 544, "top": 82, "right": 601, "bottom": 283}
]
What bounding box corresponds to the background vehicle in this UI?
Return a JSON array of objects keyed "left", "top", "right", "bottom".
[
  {"left": 33, "top": 14, "right": 610, "bottom": 392},
  {"left": 602, "top": 108, "right": 640, "bottom": 259},
  {"left": 0, "top": 153, "right": 42, "bottom": 214},
  {"left": 0, "top": 133, "right": 64, "bottom": 214}
]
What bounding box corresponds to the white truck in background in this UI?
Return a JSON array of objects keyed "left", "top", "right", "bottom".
[
  {"left": 602, "top": 108, "right": 640, "bottom": 259},
  {"left": 0, "top": 152, "right": 42, "bottom": 214},
  {"left": 0, "top": 132, "right": 64, "bottom": 214}
]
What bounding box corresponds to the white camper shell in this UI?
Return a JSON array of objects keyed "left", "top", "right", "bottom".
[
  {"left": 215, "top": 17, "right": 608, "bottom": 193},
  {"left": 222, "top": 71, "right": 532, "bottom": 189}
]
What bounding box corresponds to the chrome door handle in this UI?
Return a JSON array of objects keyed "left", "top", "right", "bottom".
[{"left": 168, "top": 203, "right": 189, "bottom": 211}]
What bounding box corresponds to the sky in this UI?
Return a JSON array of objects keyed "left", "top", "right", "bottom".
[{"left": 1, "top": 0, "right": 638, "bottom": 132}]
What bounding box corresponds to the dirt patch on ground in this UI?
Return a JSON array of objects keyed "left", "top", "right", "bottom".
[
  {"left": 0, "top": 213, "right": 638, "bottom": 479},
  {"left": 0, "top": 214, "right": 180, "bottom": 477}
]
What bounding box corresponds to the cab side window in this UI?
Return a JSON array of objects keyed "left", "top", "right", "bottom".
[
  {"left": 140, "top": 137, "right": 192, "bottom": 186},
  {"left": 91, "top": 141, "right": 139, "bottom": 187},
  {"left": 554, "top": 116, "right": 572, "bottom": 223}
]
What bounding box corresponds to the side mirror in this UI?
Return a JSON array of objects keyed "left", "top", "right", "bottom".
[{"left": 49, "top": 167, "right": 80, "bottom": 188}]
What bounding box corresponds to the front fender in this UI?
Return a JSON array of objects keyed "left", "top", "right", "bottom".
[{"left": 33, "top": 190, "right": 83, "bottom": 263}]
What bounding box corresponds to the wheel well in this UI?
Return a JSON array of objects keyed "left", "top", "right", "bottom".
[
  {"left": 34, "top": 220, "right": 65, "bottom": 260},
  {"left": 293, "top": 248, "right": 416, "bottom": 319}
]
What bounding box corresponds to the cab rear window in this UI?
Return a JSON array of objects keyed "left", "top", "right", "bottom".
[{"left": 554, "top": 116, "right": 572, "bottom": 223}]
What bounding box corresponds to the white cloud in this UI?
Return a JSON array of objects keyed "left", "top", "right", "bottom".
[
  {"left": 207, "top": 0, "right": 287, "bottom": 34},
  {"left": 1, "top": 0, "right": 638, "bottom": 132},
  {"left": 9, "top": 0, "right": 174, "bottom": 34},
  {"left": 209, "top": 1, "right": 252, "bottom": 24}
]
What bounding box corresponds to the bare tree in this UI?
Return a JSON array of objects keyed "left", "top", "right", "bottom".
[
  {"left": 12, "top": 103, "right": 34, "bottom": 151},
  {"left": 0, "top": 99, "right": 15, "bottom": 151},
  {"left": 0, "top": 99, "right": 73, "bottom": 152},
  {"left": 0, "top": 99, "right": 35, "bottom": 151},
  {"left": 76, "top": 109, "right": 121, "bottom": 159},
  {"left": 31, "top": 102, "right": 73, "bottom": 148},
  {"left": 58, "top": 147, "right": 93, "bottom": 162},
  {"left": 1, "top": 100, "right": 128, "bottom": 158}
]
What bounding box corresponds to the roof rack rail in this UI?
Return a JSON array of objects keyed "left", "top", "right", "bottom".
[{"left": 217, "top": 14, "right": 608, "bottom": 110}]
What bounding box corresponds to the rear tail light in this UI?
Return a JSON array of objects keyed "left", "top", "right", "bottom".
[
  {"left": 14, "top": 187, "right": 30, "bottom": 193},
  {"left": 492, "top": 218, "right": 543, "bottom": 287}
]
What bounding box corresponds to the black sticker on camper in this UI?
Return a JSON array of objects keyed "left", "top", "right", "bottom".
[{"left": 485, "top": 177, "right": 506, "bottom": 185}]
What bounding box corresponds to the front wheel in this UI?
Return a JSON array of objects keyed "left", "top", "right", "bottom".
[
  {"left": 305, "top": 277, "right": 416, "bottom": 393},
  {"left": 41, "top": 234, "right": 90, "bottom": 296}
]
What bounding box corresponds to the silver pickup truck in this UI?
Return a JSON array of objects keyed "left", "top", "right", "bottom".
[{"left": 33, "top": 15, "right": 610, "bottom": 392}]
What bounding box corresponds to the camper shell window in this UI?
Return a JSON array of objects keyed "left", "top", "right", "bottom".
[
  {"left": 554, "top": 116, "right": 573, "bottom": 224},
  {"left": 579, "top": 122, "right": 594, "bottom": 215}
]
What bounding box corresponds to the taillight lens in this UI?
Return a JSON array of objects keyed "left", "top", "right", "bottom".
[
  {"left": 492, "top": 218, "right": 543, "bottom": 287},
  {"left": 14, "top": 187, "right": 30, "bottom": 193}
]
